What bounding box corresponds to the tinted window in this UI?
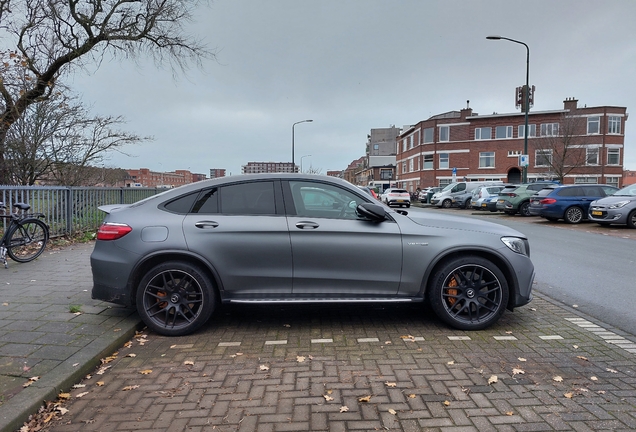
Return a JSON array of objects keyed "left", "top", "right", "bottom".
[
  {"left": 582, "top": 186, "right": 604, "bottom": 197},
  {"left": 163, "top": 192, "right": 199, "bottom": 214},
  {"left": 535, "top": 188, "right": 554, "bottom": 197},
  {"left": 219, "top": 181, "right": 276, "bottom": 215},
  {"left": 192, "top": 188, "right": 219, "bottom": 213},
  {"left": 556, "top": 187, "right": 583, "bottom": 197}
]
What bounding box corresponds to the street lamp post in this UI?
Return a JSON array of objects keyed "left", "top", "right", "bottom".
[
  {"left": 487, "top": 35, "right": 530, "bottom": 183},
  {"left": 300, "top": 154, "right": 312, "bottom": 173},
  {"left": 292, "top": 119, "right": 313, "bottom": 172}
]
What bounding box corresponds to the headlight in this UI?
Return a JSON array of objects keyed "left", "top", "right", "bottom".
[
  {"left": 501, "top": 237, "right": 530, "bottom": 257},
  {"left": 609, "top": 200, "right": 631, "bottom": 209}
]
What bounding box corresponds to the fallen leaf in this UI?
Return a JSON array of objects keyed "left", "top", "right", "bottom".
[
  {"left": 488, "top": 375, "right": 498, "bottom": 385},
  {"left": 184, "top": 361, "right": 194, "bottom": 366},
  {"left": 126, "top": 353, "right": 137, "bottom": 358},
  {"left": 297, "top": 356, "right": 306, "bottom": 363},
  {"left": 606, "top": 368, "right": 618, "bottom": 374},
  {"left": 327, "top": 389, "right": 333, "bottom": 394},
  {"left": 443, "top": 400, "right": 450, "bottom": 406},
  {"left": 564, "top": 392, "right": 573, "bottom": 398},
  {"left": 339, "top": 406, "right": 349, "bottom": 413},
  {"left": 96, "top": 382, "right": 104, "bottom": 386},
  {"left": 358, "top": 395, "right": 372, "bottom": 403},
  {"left": 577, "top": 356, "right": 588, "bottom": 361},
  {"left": 597, "top": 390, "right": 606, "bottom": 394},
  {"left": 573, "top": 345, "right": 579, "bottom": 349},
  {"left": 553, "top": 376, "right": 563, "bottom": 382},
  {"left": 235, "top": 352, "right": 243, "bottom": 356},
  {"left": 388, "top": 408, "right": 397, "bottom": 415},
  {"left": 324, "top": 395, "right": 334, "bottom": 401},
  {"left": 506, "top": 411, "right": 514, "bottom": 416},
  {"left": 400, "top": 335, "right": 415, "bottom": 341},
  {"left": 505, "top": 331, "right": 513, "bottom": 334},
  {"left": 283, "top": 324, "right": 291, "bottom": 327},
  {"left": 139, "top": 369, "right": 152, "bottom": 375},
  {"left": 447, "top": 361, "right": 455, "bottom": 365},
  {"left": 75, "top": 391, "right": 89, "bottom": 398},
  {"left": 22, "top": 381, "right": 33, "bottom": 388},
  {"left": 530, "top": 308, "right": 537, "bottom": 311},
  {"left": 385, "top": 341, "right": 392, "bottom": 344},
  {"left": 259, "top": 365, "right": 269, "bottom": 371},
  {"left": 72, "top": 384, "right": 86, "bottom": 389},
  {"left": 385, "top": 382, "right": 397, "bottom": 387},
  {"left": 96, "top": 365, "right": 111, "bottom": 375},
  {"left": 57, "top": 407, "right": 69, "bottom": 415},
  {"left": 590, "top": 376, "right": 598, "bottom": 381},
  {"left": 408, "top": 394, "right": 416, "bottom": 398},
  {"left": 122, "top": 385, "right": 140, "bottom": 391},
  {"left": 124, "top": 341, "right": 133, "bottom": 348},
  {"left": 512, "top": 368, "right": 525, "bottom": 376},
  {"left": 58, "top": 393, "right": 71, "bottom": 400},
  {"left": 518, "top": 357, "right": 527, "bottom": 362}
]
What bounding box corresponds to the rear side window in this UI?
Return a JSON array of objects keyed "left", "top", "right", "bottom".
[
  {"left": 192, "top": 188, "right": 219, "bottom": 213},
  {"left": 163, "top": 192, "right": 200, "bottom": 214},
  {"left": 582, "top": 186, "right": 604, "bottom": 197},
  {"left": 220, "top": 181, "right": 276, "bottom": 215},
  {"left": 557, "top": 187, "right": 583, "bottom": 197}
]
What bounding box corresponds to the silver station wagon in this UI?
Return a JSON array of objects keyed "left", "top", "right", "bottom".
[{"left": 91, "top": 174, "right": 535, "bottom": 336}]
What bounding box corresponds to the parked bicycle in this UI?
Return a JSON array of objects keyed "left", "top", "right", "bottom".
[{"left": 0, "top": 201, "right": 49, "bottom": 268}]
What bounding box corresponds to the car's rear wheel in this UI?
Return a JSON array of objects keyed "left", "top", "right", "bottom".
[
  {"left": 519, "top": 201, "right": 531, "bottom": 217},
  {"left": 442, "top": 199, "right": 452, "bottom": 209},
  {"left": 627, "top": 210, "right": 636, "bottom": 229},
  {"left": 428, "top": 256, "right": 509, "bottom": 330},
  {"left": 564, "top": 206, "right": 584, "bottom": 224},
  {"left": 136, "top": 262, "right": 216, "bottom": 336}
]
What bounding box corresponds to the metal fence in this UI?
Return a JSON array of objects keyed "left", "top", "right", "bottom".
[{"left": 1, "top": 186, "right": 161, "bottom": 237}]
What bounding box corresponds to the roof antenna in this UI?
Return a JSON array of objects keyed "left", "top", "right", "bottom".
[{"left": 466, "top": 100, "right": 470, "bottom": 109}]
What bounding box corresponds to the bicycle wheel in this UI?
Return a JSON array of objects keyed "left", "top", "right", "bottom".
[{"left": 6, "top": 219, "right": 49, "bottom": 263}]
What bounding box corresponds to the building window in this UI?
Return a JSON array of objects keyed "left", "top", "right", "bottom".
[
  {"left": 409, "top": 158, "right": 414, "bottom": 172},
  {"left": 586, "top": 147, "right": 599, "bottom": 165},
  {"left": 540, "top": 123, "right": 559, "bottom": 136},
  {"left": 507, "top": 150, "right": 522, "bottom": 157},
  {"left": 373, "top": 144, "right": 379, "bottom": 150},
  {"left": 423, "top": 127, "right": 434, "bottom": 143},
  {"left": 423, "top": 154, "right": 434, "bottom": 169},
  {"left": 518, "top": 124, "right": 536, "bottom": 138},
  {"left": 475, "top": 127, "right": 492, "bottom": 140},
  {"left": 439, "top": 126, "right": 449, "bottom": 142},
  {"left": 408, "top": 136, "right": 413, "bottom": 149},
  {"left": 495, "top": 126, "right": 513, "bottom": 139},
  {"left": 587, "top": 116, "right": 600, "bottom": 134},
  {"left": 402, "top": 162, "right": 406, "bottom": 174},
  {"left": 606, "top": 176, "right": 620, "bottom": 188},
  {"left": 607, "top": 148, "right": 620, "bottom": 165},
  {"left": 479, "top": 152, "right": 495, "bottom": 168},
  {"left": 380, "top": 170, "right": 392, "bottom": 180},
  {"left": 439, "top": 153, "right": 449, "bottom": 169},
  {"left": 535, "top": 149, "right": 552, "bottom": 167},
  {"left": 402, "top": 139, "right": 407, "bottom": 152},
  {"left": 608, "top": 116, "right": 622, "bottom": 134},
  {"left": 574, "top": 177, "right": 597, "bottom": 184}
]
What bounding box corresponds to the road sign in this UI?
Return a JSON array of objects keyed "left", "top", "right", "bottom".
[{"left": 519, "top": 155, "right": 529, "bottom": 167}]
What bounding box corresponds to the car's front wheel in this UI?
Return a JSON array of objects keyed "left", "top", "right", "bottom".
[
  {"left": 442, "top": 199, "right": 452, "bottom": 209},
  {"left": 136, "top": 262, "right": 216, "bottom": 336},
  {"left": 428, "top": 256, "right": 509, "bottom": 330},
  {"left": 627, "top": 210, "right": 636, "bottom": 229},
  {"left": 564, "top": 206, "right": 584, "bottom": 224}
]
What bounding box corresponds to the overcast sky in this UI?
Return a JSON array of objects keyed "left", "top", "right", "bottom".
[{"left": 68, "top": 0, "right": 636, "bottom": 176}]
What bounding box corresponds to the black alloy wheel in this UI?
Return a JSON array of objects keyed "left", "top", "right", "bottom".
[
  {"left": 429, "top": 256, "right": 509, "bottom": 330},
  {"left": 519, "top": 201, "right": 531, "bottom": 217},
  {"left": 627, "top": 210, "right": 636, "bottom": 229},
  {"left": 137, "top": 262, "right": 215, "bottom": 336}
]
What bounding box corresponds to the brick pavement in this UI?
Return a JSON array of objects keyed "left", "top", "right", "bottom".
[
  {"left": 0, "top": 242, "right": 141, "bottom": 432},
  {"left": 42, "top": 294, "right": 636, "bottom": 431}
]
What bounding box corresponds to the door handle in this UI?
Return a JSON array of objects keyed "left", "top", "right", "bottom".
[
  {"left": 194, "top": 221, "right": 219, "bottom": 229},
  {"left": 295, "top": 221, "right": 319, "bottom": 229}
]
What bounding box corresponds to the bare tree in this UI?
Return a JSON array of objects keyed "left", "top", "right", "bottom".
[
  {"left": 305, "top": 165, "right": 323, "bottom": 175},
  {"left": 0, "top": 0, "right": 213, "bottom": 184},
  {"left": 5, "top": 91, "right": 148, "bottom": 185},
  {"left": 532, "top": 112, "right": 589, "bottom": 183}
]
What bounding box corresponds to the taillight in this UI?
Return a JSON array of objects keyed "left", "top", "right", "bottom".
[
  {"left": 540, "top": 198, "right": 557, "bottom": 205},
  {"left": 97, "top": 222, "right": 132, "bottom": 240}
]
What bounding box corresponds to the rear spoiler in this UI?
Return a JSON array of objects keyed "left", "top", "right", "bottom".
[{"left": 98, "top": 204, "right": 132, "bottom": 214}]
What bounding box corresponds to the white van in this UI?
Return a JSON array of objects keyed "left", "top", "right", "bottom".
[{"left": 430, "top": 181, "right": 504, "bottom": 208}]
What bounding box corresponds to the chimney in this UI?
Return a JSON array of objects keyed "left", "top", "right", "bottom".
[
  {"left": 460, "top": 100, "right": 473, "bottom": 120},
  {"left": 563, "top": 97, "right": 578, "bottom": 111}
]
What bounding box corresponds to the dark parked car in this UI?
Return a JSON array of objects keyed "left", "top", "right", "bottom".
[
  {"left": 357, "top": 185, "right": 379, "bottom": 200},
  {"left": 91, "top": 174, "right": 535, "bottom": 336},
  {"left": 588, "top": 184, "right": 636, "bottom": 228},
  {"left": 528, "top": 184, "right": 618, "bottom": 223}
]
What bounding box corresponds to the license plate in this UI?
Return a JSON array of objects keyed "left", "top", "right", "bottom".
[
  {"left": 591, "top": 210, "right": 603, "bottom": 216},
  {"left": 532, "top": 200, "right": 540, "bottom": 204},
  {"left": 497, "top": 199, "right": 504, "bottom": 203},
  {"left": 481, "top": 203, "right": 487, "bottom": 207},
  {"left": 396, "top": 199, "right": 404, "bottom": 202}
]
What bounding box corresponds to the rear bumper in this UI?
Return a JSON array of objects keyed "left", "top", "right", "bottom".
[{"left": 90, "top": 241, "right": 139, "bottom": 307}]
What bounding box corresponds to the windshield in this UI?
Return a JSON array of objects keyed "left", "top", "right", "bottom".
[
  {"left": 613, "top": 184, "right": 636, "bottom": 196},
  {"left": 441, "top": 183, "right": 456, "bottom": 192}
]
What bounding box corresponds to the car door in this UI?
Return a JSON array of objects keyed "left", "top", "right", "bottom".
[
  {"left": 182, "top": 180, "right": 293, "bottom": 297},
  {"left": 284, "top": 180, "right": 403, "bottom": 296}
]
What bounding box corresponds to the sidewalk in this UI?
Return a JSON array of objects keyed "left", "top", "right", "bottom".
[{"left": 0, "top": 242, "right": 141, "bottom": 432}]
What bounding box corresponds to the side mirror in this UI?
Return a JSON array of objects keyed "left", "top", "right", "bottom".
[{"left": 356, "top": 203, "right": 387, "bottom": 221}]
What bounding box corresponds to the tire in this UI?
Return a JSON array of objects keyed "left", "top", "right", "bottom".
[
  {"left": 6, "top": 218, "right": 48, "bottom": 263},
  {"left": 564, "top": 206, "right": 584, "bottom": 224},
  {"left": 627, "top": 210, "right": 636, "bottom": 229},
  {"left": 406, "top": 203, "right": 411, "bottom": 208},
  {"left": 519, "top": 201, "right": 531, "bottom": 217},
  {"left": 428, "top": 255, "right": 509, "bottom": 330},
  {"left": 465, "top": 198, "right": 472, "bottom": 209},
  {"left": 136, "top": 262, "right": 216, "bottom": 336},
  {"left": 442, "top": 199, "right": 452, "bottom": 209}
]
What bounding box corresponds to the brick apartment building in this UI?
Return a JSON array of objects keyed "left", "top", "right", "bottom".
[
  {"left": 124, "top": 168, "right": 206, "bottom": 188},
  {"left": 395, "top": 98, "right": 627, "bottom": 193},
  {"left": 241, "top": 162, "right": 297, "bottom": 174}
]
